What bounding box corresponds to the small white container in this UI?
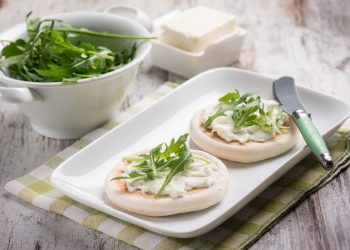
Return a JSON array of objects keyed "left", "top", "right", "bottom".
[{"left": 151, "top": 10, "right": 246, "bottom": 78}]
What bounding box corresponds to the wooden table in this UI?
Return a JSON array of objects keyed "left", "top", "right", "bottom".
[{"left": 1, "top": 0, "right": 349, "bottom": 249}]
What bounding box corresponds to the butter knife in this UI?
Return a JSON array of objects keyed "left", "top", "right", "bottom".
[{"left": 273, "top": 76, "right": 334, "bottom": 170}]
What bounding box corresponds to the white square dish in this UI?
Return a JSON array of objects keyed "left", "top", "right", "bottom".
[
  {"left": 151, "top": 10, "right": 246, "bottom": 78},
  {"left": 51, "top": 68, "right": 350, "bottom": 238}
]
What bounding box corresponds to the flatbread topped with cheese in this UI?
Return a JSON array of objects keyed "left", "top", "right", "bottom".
[
  {"left": 190, "top": 90, "right": 298, "bottom": 163},
  {"left": 105, "top": 134, "right": 229, "bottom": 216}
]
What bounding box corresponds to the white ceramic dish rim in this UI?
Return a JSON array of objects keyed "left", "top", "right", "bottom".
[
  {"left": 0, "top": 11, "right": 152, "bottom": 88},
  {"left": 51, "top": 67, "right": 350, "bottom": 237}
]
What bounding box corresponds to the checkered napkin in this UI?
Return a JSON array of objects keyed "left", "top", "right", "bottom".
[{"left": 4, "top": 82, "right": 350, "bottom": 250}]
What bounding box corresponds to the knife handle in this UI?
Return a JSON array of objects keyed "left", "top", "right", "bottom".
[{"left": 293, "top": 110, "right": 334, "bottom": 169}]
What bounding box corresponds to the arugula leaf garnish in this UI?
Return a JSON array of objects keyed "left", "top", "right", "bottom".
[
  {"left": 111, "top": 134, "right": 193, "bottom": 198},
  {"left": 204, "top": 90, "right": 286, "bottom": 134},
  {"left": 0, "top": 12, "right": 156, "bottom": 83},
  {"left": 203, "top": 90, "right": 252, "bottom": 128}
]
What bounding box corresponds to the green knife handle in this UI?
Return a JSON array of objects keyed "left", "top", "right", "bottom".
[{"left": 293, "top": 110, "right": 334, "bottom": 169}]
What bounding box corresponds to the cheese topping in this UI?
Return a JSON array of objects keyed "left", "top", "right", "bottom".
[
  {"left": 123, "top": 155, "right": 220, "bottom": 198},
  {"left": 202, "top": 100, "right": 289, "bottom": 143}
]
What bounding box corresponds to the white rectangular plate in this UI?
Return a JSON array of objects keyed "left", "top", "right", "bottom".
[{"left": 51, "top": 68, "right": 350, "bottom": 238}]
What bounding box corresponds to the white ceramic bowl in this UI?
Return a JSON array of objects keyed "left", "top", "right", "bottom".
[{"left": 0, "top": 11, "right": 151, "bottom": 139}]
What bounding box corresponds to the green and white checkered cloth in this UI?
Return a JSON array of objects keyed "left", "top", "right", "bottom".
[{"left": 4, "top": 82, "right": 350, "bottom": 250}]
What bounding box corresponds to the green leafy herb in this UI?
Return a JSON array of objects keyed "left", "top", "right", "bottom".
[
  {"left": 204, "top": 90, "right": 286, "bottom": 134},
  {"left": 111, "top": 134, "right": 193, "bottom": 198},
  {"left": 203, "top": 90, "right": 252, "bottom": 128},
  {"left": 0, "top": 12, "right": 156, "bottom": 83}
]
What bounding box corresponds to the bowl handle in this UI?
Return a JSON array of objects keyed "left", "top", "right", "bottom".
[
  {"left": 103, "top": 5, "right": 152, "bottom": 31},
  {"left": 0, "top": 86, "right": 41, "bottom": 103}
]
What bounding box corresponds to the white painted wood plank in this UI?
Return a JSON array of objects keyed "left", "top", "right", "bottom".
[{"left": 1, "top": 0, "right": 349, "bottom": 249}]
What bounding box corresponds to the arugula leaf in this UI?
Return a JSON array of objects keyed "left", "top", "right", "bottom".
[
  {"left": 160, "top": 134, "right": 188, "bottom": 158},
  {"left": 204, "top": 90, "right": 286, "bottom": 134},
  {"left": 122, "top": 156, "right": 144, "bottom": 162},
  {"left": 111, "top": 134, "right": 193, "bottom": 198},
  {"left": 155, "top": 148, "right": 192, "bottom": 198},
  {"left": 218, "top": 89, "right": 240, "bottom": 103},
  {"left": 0, "top": 54, "right": 27, "bottom": 67},
  {"left": 0, "top": 12, "right": 155, "bottom": 83},
  {"left": 78, "top": 42, "right": 96, "bottom": 51},
  {"left": 111, "top": 171, "right": 144, "bottom": 181},
  {"left": 36, "top": 64, "right": 72, "bottom": 80},
  {"left": 203, "top": 91, "right": 253, "bottom": 128},
  {"left": 1, "top": 39, "right": 29, "bottom": 57},
  {"left": 232, "top": 97, "right": 260, "bottom": 128}
]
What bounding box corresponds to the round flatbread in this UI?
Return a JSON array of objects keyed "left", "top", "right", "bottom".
[
  {"left": 190, "top": 109, "right": 298, "bottom": 163},
  {"left": 105, "top": 150, "right": 229, "bottom": 216}
]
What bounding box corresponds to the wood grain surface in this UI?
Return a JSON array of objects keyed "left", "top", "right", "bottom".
[{"left": 1, "top": 0, "right": 349, "bottom": 249}]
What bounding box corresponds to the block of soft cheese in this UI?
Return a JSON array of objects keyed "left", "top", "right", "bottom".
[{"left": 159, "top": 6, "right": 236, "bottom": 53}]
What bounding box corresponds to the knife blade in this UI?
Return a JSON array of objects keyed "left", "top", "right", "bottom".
[{"left": 273, "top": 76, "right": 334, "bottom": 170}]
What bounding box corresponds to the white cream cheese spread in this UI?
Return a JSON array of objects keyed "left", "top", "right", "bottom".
[
  {"left": 202, "top": 100, "right": 289, "bottom": 143},
  {"left": 124, "top": 155, "right": 220, "bottom": 198}
]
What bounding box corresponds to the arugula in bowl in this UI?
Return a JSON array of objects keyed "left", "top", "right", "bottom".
[{"left": 0, "top": 12, "right": 155, "bottom": 83}]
